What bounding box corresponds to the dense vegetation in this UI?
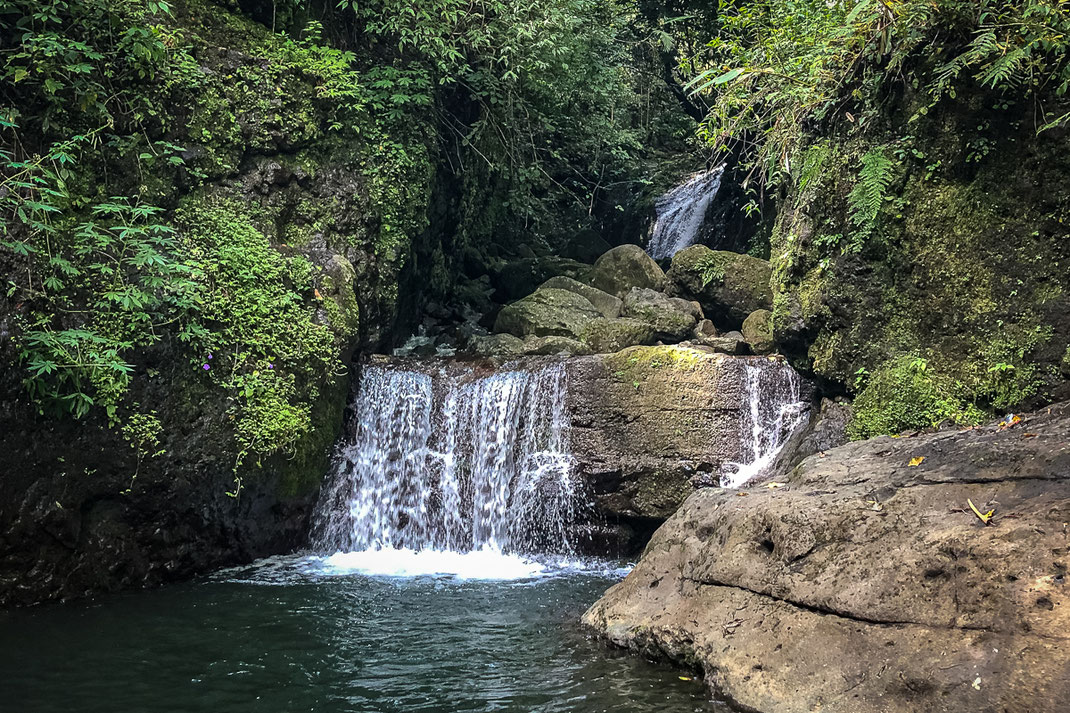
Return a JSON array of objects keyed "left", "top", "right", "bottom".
[{"left": 2, "top": 0, "right": 1068, "bottom": 471}]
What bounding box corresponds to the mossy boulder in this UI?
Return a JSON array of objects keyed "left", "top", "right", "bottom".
[
  {"left": 580, "top": 317, "right": 656, "bottom": 353},
  {"left": 523, "top": 335, "right": 592, "bottom": 356},
  {"left": 742, "top": 309, "right": 774, "bottom": 355},
  {"left": 588, "top": 244, "right": 666, "bottom": 296},
  {"left": 466, "top": 333, "right": 526, "bottom": 358},
  {"left": 493, "top": 287, "right": 601, "bottom": 339},
  {"left": 667, "top": 245, "right": 773, "bottom": 327},
  {"left": 540, "top": 276, "right": 623, "bottom": 318},
  {"left": 621, "top": 287, "right": 700, "bottom": 341}
]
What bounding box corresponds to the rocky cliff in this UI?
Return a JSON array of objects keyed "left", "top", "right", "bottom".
[{"left": 584, "top": 401, "right": 1070, "bottom": 713}]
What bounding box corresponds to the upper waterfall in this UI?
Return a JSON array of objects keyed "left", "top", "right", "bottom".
[
  {"left": 646, "top": 166, "right": 725, "bottom": 260},
  {"left": 312, "top": 360, "right": 582, "bottom": 559}
]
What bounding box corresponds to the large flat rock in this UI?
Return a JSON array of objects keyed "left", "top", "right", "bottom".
[{"left": 584, "top": 402, "right": 1070, "bottom": 713}]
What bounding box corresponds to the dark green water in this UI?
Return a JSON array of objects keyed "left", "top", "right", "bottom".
[{"left": 0, "top": 555, "right": 723, "bottom": 713}]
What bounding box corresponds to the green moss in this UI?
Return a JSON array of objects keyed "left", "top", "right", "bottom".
[
  {"left": 849, "top": 355, "right": 985, "bottom": 439},
  {"left": 604, "top": 345, "right": 707, "bottom": 387}
]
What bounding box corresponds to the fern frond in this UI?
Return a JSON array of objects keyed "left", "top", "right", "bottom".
[{"left": 847, "top": 148, "right": 893, "bottom": 249}]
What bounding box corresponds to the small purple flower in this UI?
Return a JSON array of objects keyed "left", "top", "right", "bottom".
[
  {"left": 267, "top": 363, "right": 274, "bottom": 370},
  {"left": 208, "top": 353, "right": 213, "bottom": 360},
  {"left": 203, "top": 364, "right": 210, "bottom": 371}
]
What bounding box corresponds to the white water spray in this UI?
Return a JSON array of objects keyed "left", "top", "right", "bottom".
[
  {"left": 721, "top": 359, "right": 810, "bottom": 488},
  {"left": 311, "top": 361, "right": 581, "bottom": 576},
  {"left": 647, "top": 166, "right": 725, "bottom": 260}
]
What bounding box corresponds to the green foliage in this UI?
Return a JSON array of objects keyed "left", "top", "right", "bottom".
[
  {"left": 846, "top": 148, "right": 894, "bottom": 252},
  {"left": 176, "top": 198, "right": 339, "bottom": 465},
  {"left": 698, "top": 253, "right": 727, "bottom": 286},
  {"left": 849, "top": 355, "right": 985, "bottom": 439},
  {"left": 690, "top": 0, "right": 1070, "bottom": 186}
]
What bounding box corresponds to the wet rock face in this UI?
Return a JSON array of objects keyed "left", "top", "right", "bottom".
[
  {"left": 620, "top": 288, "right": 700, "bottom": 342},
  {"left": 565, "top": 347, "right": 747, "bottom": 531},
  {"left": 493, "top": 287, "right": 602, "bottom": 339},
  {"left": 584, "top": 401, "right": 1070, "bottom": 713}
]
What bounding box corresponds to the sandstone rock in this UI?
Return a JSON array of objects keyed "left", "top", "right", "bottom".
[
  {"left": 742, "top": 308, "right": 774, "bottom": 354},
  {"left": 539, "top": 276, "right": 622, "bottom": 318},
  {"left": 621, "top": 288, "right": 700, "bottom": 342},
  {"left": 585, "top": 401, "right": 1070, "bottom": 713},
  {"left": 565, "top": 346, "right": 750, "bottom": 547},
  {"left": 465, "top": 333, "right": 526, "bottom": 358},
  {"left": 522, "top": 335, "right": 592, "bottom": 356},
  {"left": 667, "top": 245, "right": 772, "bottom": 326},
  {"left": 588, "top": 245, "right": 666, "bottom": 296},
  {"left": 493, "top": 288, "right": 601, "bottom": 339},
  {"left": 579, "top": 317, "right": 656, "bottom": 353}
]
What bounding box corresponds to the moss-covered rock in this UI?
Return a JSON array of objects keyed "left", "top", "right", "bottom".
[
  {"left": 770, "top": 100, "right": 1070, "bottom": 435},
  {"left": 588, "top": 244, "right": 666, "bottom": 296},
  {"left": 493, "top": 288, "right": 602, "bottom": 339},
  {"left": 620, "top": 287, "right": 700, "bottom": 341},
  {"left": 466, "top": 333, "right": 527, "bottom": 358},
  {"left": 580, "top": 317, "right": 657, "bottom": 354},
  {"left": 539, "top": 276, "right": 623, "bottom": 318},
  {"left": 742, "top": 309, "right": 774, "bottom": 355},
  {"left": 523, "top": 335, "right": 592, "bottom": 356},
  {"left": 667, "top": 245, "right": 773, "bottom": 327}
]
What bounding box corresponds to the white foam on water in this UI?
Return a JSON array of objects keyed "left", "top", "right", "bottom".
[{"left": 320, "top": 546, "right": 549, "bottom": 580}]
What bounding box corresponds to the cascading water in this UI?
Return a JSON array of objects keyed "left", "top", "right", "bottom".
[
  {"left": 721, "top": 358, "right": 810, "bottom": 488},
  {"left": 311, "top": 360, "right": 581, "bottom": 576},
  {"left": 646, "top": 165, "right": 725, "bottom": 260}
]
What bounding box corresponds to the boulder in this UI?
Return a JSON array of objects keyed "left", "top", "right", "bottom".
[
  {"left": 493, "top": 288, "right": 601, "bottom": 339},
  {"left": 588, "top": 245, "right": 666, "bottom": 297},
  {"left": 693, "top": 319, "right": 718, "bottom": 339},
  {"left": 580, "top": 317, "right": 656, "bottom": 354},
  {"left": 585, "top": 401, "right": 1070, "bottom": 713},
  {"left": 694, "top": 335, "right": 749, "bottom": 355},
  {"left": 522, "top": 335, "right": 591, "bottom": 356},
  {"left": 742, "top": 308, "right": 774, "bottom": 354},
  {"left": 465, "top": 333, "right": 526, "bottom": 358},
  {"left": 621, "top": 287, "right": 700, "bottom": 342},
  {"left": 539, "top": 276, "right": 622, "bottom": 318},
  {"left": 667, "top": 245, "right": 772, "bottom": 326}
]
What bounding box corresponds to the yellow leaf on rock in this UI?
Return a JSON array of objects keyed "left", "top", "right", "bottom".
[{"left": 908, "top": 456, "right": 925, "bottom": 467}]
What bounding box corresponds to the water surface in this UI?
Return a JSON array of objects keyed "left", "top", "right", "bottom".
[{"left": 0, "top": 554, "right": 725, "bottom": 713}]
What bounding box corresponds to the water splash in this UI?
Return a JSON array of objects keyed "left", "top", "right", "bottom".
[
  {"left": 311, "top": 361, "right": 582, "bottom": 568},
  {"left": 721, "top": 358, "right": 810, "bottom": 488},
  {"left": 647, "top": 166, "right": 724, "bottom": 260}
]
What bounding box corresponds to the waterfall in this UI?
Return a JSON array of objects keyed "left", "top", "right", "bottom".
[
  {"left": 311, "top": 361, "right": 581, "bottom": 559},
  {"left": 647, "top": 166, "right": 724, "bottom": 260},
  {"left": 721, "top": 358, "right": 810, "bottom": 488}
]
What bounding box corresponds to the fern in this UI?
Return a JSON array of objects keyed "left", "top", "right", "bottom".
[{"left": 846, "top": 148, "right": 894, "bottom": 251}]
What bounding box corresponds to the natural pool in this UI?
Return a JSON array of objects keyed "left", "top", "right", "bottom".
[{"left": 0, "top": 552, "right": 726, "bottom": 713}]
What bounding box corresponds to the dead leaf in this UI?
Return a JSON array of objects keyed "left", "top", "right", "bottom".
[
  {"left": 736, "top": 492, "right": 749, "bottom": 497},
  {"left": 908, "top": 456, "right": 925, "bottom": 467},
  {"left": 678, "top": 676, "right": 693, "bottom": 682},
  {"left": 1023, "top": 433, "right": 1038, "bottom": 439},
  {"left": 968, "top": 498, "right": 995, "bottom": 525},
  {"left": 314, "top": 288, "right": 324, "bottom": 300},
  {"left": 766, "top": 482, "right": 786, "bottom": 490},
  {"left": 865, "top": 499, "right": 883, "bottom": 512},
  {"left": 998, "top": 414, "right": 1022, "bottom": 430}
]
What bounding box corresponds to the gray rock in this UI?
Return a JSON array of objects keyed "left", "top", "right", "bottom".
[
  {"left": 621, "top": 287, "right": 700, "bottom": 342},
  {"left": 693, "top": 319, "right": 718, "bottom": 339},
  {"left": 580, "top": 317, "right": 656, "bottom": 353},
  {"left": 493, "top": 288, "right": 601, "bottom": 339},
  {"left": 696, "top": 334, "right": 749, "bottom": 355},
  {"left": 667, "top": 245, "right": 772, "bottom": 326},
  {"left": 465, "top": 333, "right": 526, "bottom": 358},
  {"left": 588, "top": 245, "right": 666, "bottom": 297},
  {"left": 540, "top": 276, "right": 623, "bottom": 318},
  {"left": 522, "top": 335, "right": 592, "bottom": 356},
  {"left": 742, "top": 308, "right": 774, "bottom": 354},
  {"left": 585, "top": 400, "right": 1070, "bottom": 713}
]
